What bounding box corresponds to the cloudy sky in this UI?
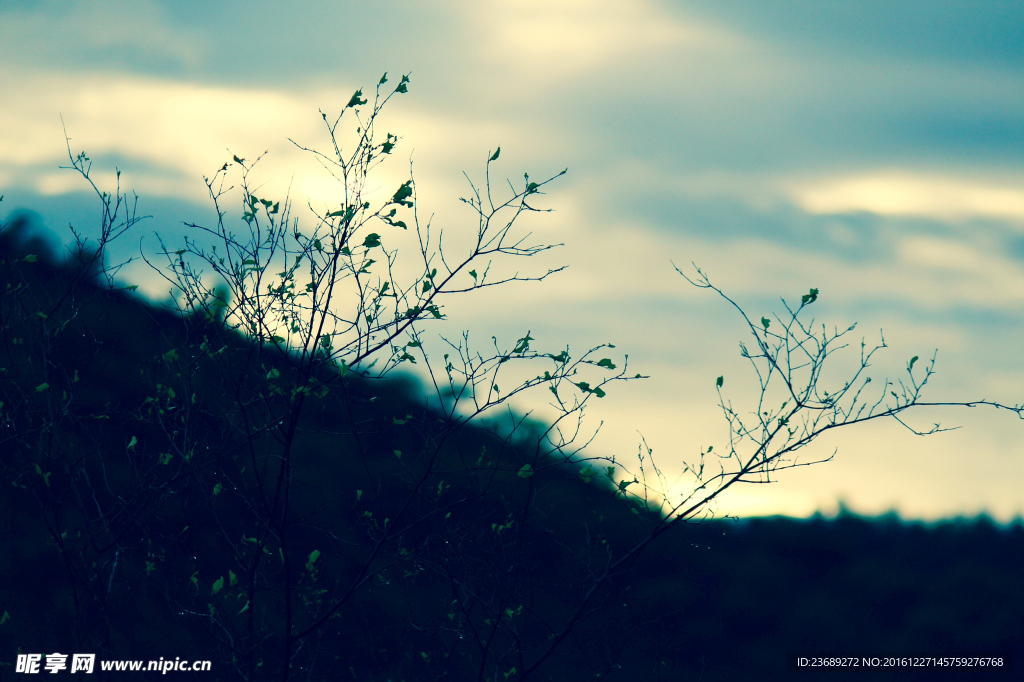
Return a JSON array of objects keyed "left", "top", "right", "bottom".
[{"left": 3, "top": 0, "right": 1023, "bottom": 521}]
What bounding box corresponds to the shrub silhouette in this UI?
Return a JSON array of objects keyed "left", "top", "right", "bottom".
[{"left": 2, "top": 75, "right": 1021, "bottom": 681}]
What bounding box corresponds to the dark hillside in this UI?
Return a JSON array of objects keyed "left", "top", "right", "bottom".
[{"left": 0, "top": 218, "right": 1020, "bottom": 681}]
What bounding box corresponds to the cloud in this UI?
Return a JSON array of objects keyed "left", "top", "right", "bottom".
[
  {"left": 681, "top": 0, "right": 1024, "bottom": 71},
  {"left": 0, "top": 0, "right": 207, "bottom": 71},
  {"left": 0, "top": 72, "right": 317, "bottom": 201},
  {"left": 466, "top": 0, "right": 745, "bottom": 82},
  {"left": 788, "top": 171, "right": 1024, "bottom": 222},
  {"left": 0, "top": 69, "right": 520, "bottom": 210}
]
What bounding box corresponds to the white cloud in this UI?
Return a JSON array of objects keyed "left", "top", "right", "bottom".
[
  {"left": 787, "top": 170, "right": 1024, "bottom": 222},
  {"left": 467, "top": 0, "right": 744, "bottom": 81},
  {"left": 0, "top": 69, "right": 529, "bottom": 211},
  {"left": 1, "top": 71, "right": 317, "bottom": 200}
]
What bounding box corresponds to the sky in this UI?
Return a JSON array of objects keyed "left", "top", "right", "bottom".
[{"left": 3, "top": 0, "right": 1023, "bottom": 521}]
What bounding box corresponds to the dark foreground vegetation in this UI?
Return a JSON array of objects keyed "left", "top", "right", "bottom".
[
  {"left": 3, "top": 76, "right": 1023, "bottom": 682},
  {"left": 0, "top": 215, "right": 1020, "bottom": 681}
]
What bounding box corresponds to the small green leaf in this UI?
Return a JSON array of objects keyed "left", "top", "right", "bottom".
[
  {"left": 761, "top": 317, "right": 770, "bottom": 329},
  {"left": 909, "top": 355, "right": 919, "bottom": 370},
  {"left": 392, "top": 181, "right": 413, "bottom": 207},
  {"left": 229, "top": 570, "right": 238, "bottom": 587},
  {"left": 346, "top": 89, "right": 367, "bottom": 108},
  {"left": 128, "top": 436, "right": 138, "bottom": 451},
  {"left": 35, "top": 383, "right": 49, "bottom": 392},
  {"left": 511, "top": 333, "right": 533, "bottom": 354},
  {"left": 23, "top": 254, "right": 38, "bottom": 263},
  {"left": 362, "top": 233, "right": 381, "bottom": 248},
  {"left": 469, "top": 269, "right": 478, "bottom": 281},
  {"left": 716, "top": 376, "right": 724, "bottom": 388},
  {"left": 308, "top": 549, "right": 321, "bottom": 565},
  {"left": 0, "top": 611, "right": 10, "bottom": 625},
  {"left": 213, "top": 482, "right": 222, "bottom": 496},
  {"left": 596, "top": 358, "right": 616, "bottom": 369},
  {"left": 490, "top": 147, "right": 501, "bottom": 162},
  {"left": 801, "top": 287, "right": 819, "bottom": 305},
  {"left": 211, "top": 576, "right": 224, "bottom": 596},
  {"left": 517, "top": 464, "right": 533, "bottom": 478}
]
